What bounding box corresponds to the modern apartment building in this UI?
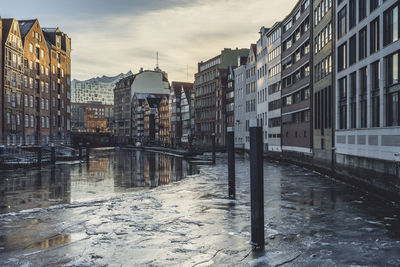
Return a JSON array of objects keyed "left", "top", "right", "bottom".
[
  {"left": 312, "top": 0, "right": 335, "bottom": 165},
  {"left": 42, "top": 27, "right": 71, "bottom": 144},
  {"left": 234, "top": 57, "right": 247, "bottom": 148},
  {"left": 256, "top": 27, "right": 270, "bottom": 151},
  {"left": 19, "top": 19, "right": 51, "bottom": 145},
  {"left": 194, "top": 48, "right": 249, "bottom": 147},
  {"left": 266, "top": 22, "right": 283, "bottom": 152},
  {"left": 1, "top": 19, "right": 24, "bottom": 146},
  {"left": 335, "top": 0, "right": 400, "bottom": 172},
  {"left": 72, "top": 71, "right": 132, "bottom": 105},
  {"left": 281, "top": 0, "right": 312, "bottom": 155}
]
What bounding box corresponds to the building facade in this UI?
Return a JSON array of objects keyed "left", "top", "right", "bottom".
[
  {"left": 1, "top": 19, "right": 24, "bottom": 146},
  {"left": 234, "top": 58, "right": 247, "bottom": 148},
  {"left": 169, "top": 81, "right": 193, "bottom": 147},
  {"left": 114, "top": 75, "right": 135, "bottom": 141},
  {"left": 130, "top": 69, "right": 170, "bottom": 143},
  {"left": 194, "top": 48, "right": 249, "bottom": 147},
  {"left": 256, "top": 27, "right": 270, "bottom": 151},
  {"left": 158, "top": 96, "right": 170, "bottom": 144},
  {"left": 181, "top": 85, "right": 192, "bottom": 146},
  {"left": 313, "top": 0, "right": 335, "bottom": 164},
  {"left": 335, "top": 0, "right": 400, "bottom": 170},
  {"left": 42, "top": 27, "right": 71, "bottom": 144},
  {"left": 266, "top": 22, "right": 283, "bottom": 152},
  {"left": 243, "top": 44, "right": 258, "bottom": 150},
  {"left": 281, "top": 0, "right": 312, "bottom": 155},
  {"left": 19, "top": 19, "right": 51, "bottom": 145}
]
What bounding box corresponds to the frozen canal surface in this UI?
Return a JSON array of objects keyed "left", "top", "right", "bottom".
[{"left": 0, "top": 149, "right": 400, "bottom": 266}]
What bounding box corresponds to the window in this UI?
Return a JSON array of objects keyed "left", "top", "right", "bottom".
[
  {"left": 360, "top": 67, "right": 367, "bottom": 128},
  {"left": 371, "top": 61, "right": 380, "bottom": 91},
  {"left": 371, "top": 61, "right": 381, "bottom": 127},
  {"left": 349, "top": 0, "right": 356, "bottom": 29},
  {"left": 350, "top": 72, "right": 357, "bottom": 128},
  {"left": 370, "top": 18, "right": 380, "bottom": 54},
  {"left": 338, "top": 77, "right": 347, "bottom": 129},
  {"left": 359, "top": 27, "right": 367, "bottom": 60},
  {"left": 338, "top": 43, "right": 347, "bottom": 71},
  {"left": 359, "top": 0, "right": 366, "bottom": 22},
  {"left": 338, "top": 6, "right": 347, "bottom": 39},
  {"left": 25, "top": 115, "right": 29, "bottom": 128},
  {"left": 387, "top": 91, "right": 399, "bottom": 126},
  {"left": 384, "top": 4, "right": 399, "bottom": 46},
  {"left": 349, "top": 35, "right": 357, "bottom": 65},
  {"left": 370, "top": 0, "right": 381, "bottom": 12},
  {"left": 386, "top": 52, "right": 399, "bottom": 86}
]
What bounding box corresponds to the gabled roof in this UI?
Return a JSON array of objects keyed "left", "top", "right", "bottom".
[
  {"left": 171, "top": 81, "right": 193, "bottom": 96},
  {"left": 2, "top": 19, "right": 16, "bottom": 43},
  {"left": 18, "top": 19, "right": 36, "bottom": 39},
  {"left": 250, "top": 44, "right": 257, "bottom": 59}
]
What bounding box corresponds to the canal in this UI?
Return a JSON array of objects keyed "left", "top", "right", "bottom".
[{"left": 0, "top": 149, "right": 400, "bottom": 266}]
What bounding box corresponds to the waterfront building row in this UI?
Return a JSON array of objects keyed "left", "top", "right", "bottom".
[
  {"left": 113, "top": 67, "right": 194, "bottom": 147},
  {"left": 193, "top": 0, "right": 400, "bottom": 181},
  {"left": 0, "top": 17, "right": 71, "bottom": 147}
]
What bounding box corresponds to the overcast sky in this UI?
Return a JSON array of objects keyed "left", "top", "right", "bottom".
[{"left": 1, "top": 0, "right": 297, "bottom": 82}]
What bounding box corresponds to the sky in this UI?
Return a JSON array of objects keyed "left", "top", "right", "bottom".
[{"left": 1, "top": 0, "right": 297, "bottom": 82}]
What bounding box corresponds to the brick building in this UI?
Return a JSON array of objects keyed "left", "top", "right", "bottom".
[
  {"left": 114, "top": 74, "right": 135, "bottom": 141},
  {"left": 19, "top": 19, "right": 51, "bottom": 145},
  {"left": 1, "top": 19, "right": 24, "bottom": 146},
  {"left": 194, "top": 48, "right": 249, "bottom": 147},
  {"left": 42, "top": 27, "right": 71, "bottom": 144}
]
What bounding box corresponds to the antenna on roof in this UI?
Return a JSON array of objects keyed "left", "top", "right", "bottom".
[{"left": 156, "top": 51, "right": 159, "bottom": 69}]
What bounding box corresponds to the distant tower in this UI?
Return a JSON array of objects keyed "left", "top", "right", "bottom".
[{"left": 155, "top": 51, "right": 161, "bottom": 72}]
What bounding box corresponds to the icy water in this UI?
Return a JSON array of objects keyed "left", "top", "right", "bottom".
[{"left": 0, "top": 150, "right": 400, "bottom": 266}]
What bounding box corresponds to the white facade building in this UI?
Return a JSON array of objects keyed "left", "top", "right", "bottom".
[
  {"left": 335, "top": 0, "right": 400, "bottom": 165},
  {"left": 256, "top": 27, "right": 270, "bottom": 151},
  {"left": 234, "top": 61, "right": 246, "bottom": 148},
  {"left": 266, "top": 23, "right": 282, "bottom": 152}
]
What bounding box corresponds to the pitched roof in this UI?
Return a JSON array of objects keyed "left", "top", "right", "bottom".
[
  {"left": 2, "top": 19, "right": 15, "bottom": 41},
  {"left": 171, "top": 81, "right": 193, "bottom": 96},
  {"left": 250, "top": 44, "right": 257, "bottom": 59},
  {"left": 18, "top": 19, "right": 36, "bottom": 39}
]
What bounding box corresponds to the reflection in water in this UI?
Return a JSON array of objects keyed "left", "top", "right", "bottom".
[
  {"left": 0, "top": 150, "right": 196, "bottom": 214},
  {"left": 0, "top": 167, "right": 71, "bottom": 214},
  {"left": 25, "top": 234, "right": 71, "bottom": 250}
]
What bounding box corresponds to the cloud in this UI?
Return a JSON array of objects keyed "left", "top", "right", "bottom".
[{"left": 2, "top": 0, "right": 298, "bottom": 82}]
